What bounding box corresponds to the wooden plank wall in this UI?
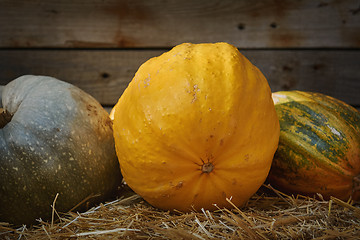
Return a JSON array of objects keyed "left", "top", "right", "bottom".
[{"left": 0, "top": 0, "right": 359, "bottom": 109}]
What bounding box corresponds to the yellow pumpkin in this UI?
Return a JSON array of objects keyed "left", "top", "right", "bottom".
[{"left": 112, "top": 42, "right": 280, "bottom": 212}]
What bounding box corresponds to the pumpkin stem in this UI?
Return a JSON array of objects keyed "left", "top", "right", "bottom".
[
  {"left": 0, "top": 108, "right": 12, "bottom": 128},
  {"left": 202, "top": 162, "right": 214, "bottom": 173}
]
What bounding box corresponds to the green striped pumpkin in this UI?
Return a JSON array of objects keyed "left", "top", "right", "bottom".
[{"left": 268, "top": 91, "right": 360, "bottom": 201}]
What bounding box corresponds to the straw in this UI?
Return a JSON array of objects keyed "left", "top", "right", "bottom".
[{"left": 1, "top": 184, "right": 359, "bottom": 239}]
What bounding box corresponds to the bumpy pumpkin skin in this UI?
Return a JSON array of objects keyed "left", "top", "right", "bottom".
[
  {"left": 268, "top": 91, "right": 360, "bottom": 201},
  {"left": 112, "top": 42, "right": 280, "bottom": 212},
  {"left": 0, "top": 75, "right": 122, "bottom": 225}
]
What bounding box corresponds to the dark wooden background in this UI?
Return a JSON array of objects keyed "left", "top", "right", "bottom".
[{"left": 0, "top": 0, "right": 359, "bottom": 110}]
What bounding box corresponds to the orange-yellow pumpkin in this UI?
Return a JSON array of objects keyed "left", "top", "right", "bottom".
[{"left": 112, "top": 42, "right": 280, "bottom": 211}]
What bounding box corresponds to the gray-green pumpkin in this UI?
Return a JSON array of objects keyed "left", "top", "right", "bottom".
[{"left": 0, "top": 75, "right": 122, "bottom": 226}]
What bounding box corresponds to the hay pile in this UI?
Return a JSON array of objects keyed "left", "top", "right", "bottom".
[{"left": 1, "top": 185, "right": 359, "bottom": 239}]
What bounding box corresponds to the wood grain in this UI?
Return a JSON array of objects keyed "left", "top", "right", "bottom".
[
  {"left": 1, "top": 49, "right": 359, "bottom": 106},
  {"left": 0, "top": 0, "right": 359, "bottom": 48}
]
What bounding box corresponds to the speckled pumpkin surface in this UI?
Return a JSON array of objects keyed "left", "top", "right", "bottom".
[
  {"left": 0, "top": 75, "right": 122, "bottom": 225},
  {"left": 112, "top": 42, "right": 280, "bottom": 212},
  {"left": 268, "top": 91, "right": 360, "bottom": 201}
]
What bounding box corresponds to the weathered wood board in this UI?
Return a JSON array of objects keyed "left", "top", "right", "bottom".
[
  {"left": 1, "top": 49, "right": 359, "bottom": 106},
  {"left": 0, "top": 0, "right": 359, "bottom": 109},
  {"left": 0, "top": 0, "right": 359, "bottom": 48}
]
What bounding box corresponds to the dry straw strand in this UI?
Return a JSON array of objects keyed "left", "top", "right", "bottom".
[{"left": 1, "top": 185, "right": 360, "bottom": 239}]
